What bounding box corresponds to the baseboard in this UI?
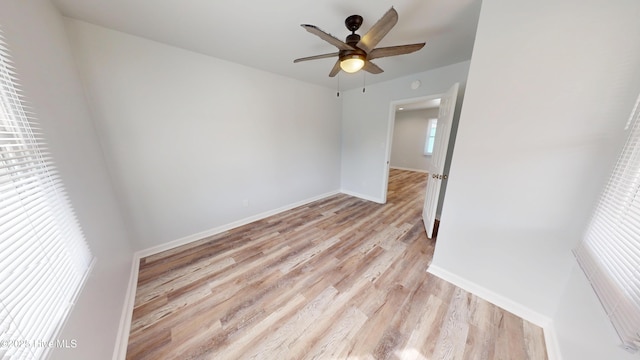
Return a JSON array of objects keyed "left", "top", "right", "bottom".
[
  {"left": 137, "top": 190, "right": 340, "bottom": 258},
  {"left": 427, "top": 265, "right": 561, "bottom": 359},
  {"left": 543, "top": 321, "right": 563, "bottom": 360},
  {"left": 427, "top": 264, "right": 551, "bottom": 328},
  {"left": 113, "top": 251, "right": 562, "bottom": 360},
  {"left": 112, "top": 254, "right": 141, "bottom": 360},
  {"left": 112, "top": 191, "right": 560, "bottom": 359},
  {"left": 113, "top": 190, "right": 341, "bottom": 359},
  {"left": 340, "top": 189, "right": 385, "bottom": 204},
  {"left": 390, "top": 166, "right": 429, "bottom": 173}
]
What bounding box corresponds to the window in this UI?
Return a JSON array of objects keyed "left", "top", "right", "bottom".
[
  {"left": 0, "top": 32, "right": 93, "bottom": 359},
  {"left": 574, "top": 94, "right": 640, "bottom": 353},
  {"left": 424, "top": 118, "right": 438, "bottom": 155}
]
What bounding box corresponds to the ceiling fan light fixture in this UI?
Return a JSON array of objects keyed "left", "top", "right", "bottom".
[
  {"left": 340, "top": 54, "right": 365, "bottom": 73},
  {"left": 294, "top": 8, "right": 426, "bottom": 78}
]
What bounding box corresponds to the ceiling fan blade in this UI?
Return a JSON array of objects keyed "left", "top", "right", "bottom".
[
  {"left": 368, "top": 43, "right": 426, "bottom": 60},
  {"left": 301, "top": 24, "right": 355, "bottom": 51},
  {"left": 329, "top": 59, "right": 341, "bottom": 77},
  {"left": 357, "top": 7, "right": 398, "bottom": 53},
  {"left": 362, "top": 60, "right": 384, "bottom": 74},
  {"left": 294, "top": 52, "right": 339, "bottom": 63}
]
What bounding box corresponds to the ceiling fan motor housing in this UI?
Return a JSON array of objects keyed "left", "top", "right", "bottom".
[
  {"left": 346, "top": 33, "right": 361, "bottom": 46},
  {"left": 343, "top": 18, "right": 364, "bottom": 61},
  {"left": 345, "top": 15, "right": 363, "bottom": 33}
]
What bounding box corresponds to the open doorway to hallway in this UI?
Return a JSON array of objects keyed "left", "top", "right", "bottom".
[
  {"left": 384, "top": 83, "right": 460, "bottom": 238},
  {"left": 385, "top": 95, "right": 441, "bottom": 235},
  {"left": 383, "top": 94, "right": 442, "bottom": 201},
  {"left": 389, "top": 100, "right": 441, "bottom": 173}
]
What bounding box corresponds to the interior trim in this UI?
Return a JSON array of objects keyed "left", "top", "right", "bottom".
[
  {"left": 112, "top": 189, "right": 341, "bottom": 359},
  {"left": 427, "top": 264, "right": 562, "bottom": 360}
]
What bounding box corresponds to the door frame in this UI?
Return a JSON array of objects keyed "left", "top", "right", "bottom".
[{"left": 382, "top": 93, "right": 444, "bottom": 203}]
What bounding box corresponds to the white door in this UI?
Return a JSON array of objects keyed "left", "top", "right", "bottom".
[{"left": 423, "top": 83, "right": 459, "bottom": 238}]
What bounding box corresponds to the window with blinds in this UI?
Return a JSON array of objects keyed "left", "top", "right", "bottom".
[
  {"left": 423, "top": 118, "right": 438, "bottom": 156},
  {"left": 0, "top": 32, "right": 94, "bottom": 359},
  {"left": 575, "top": 93, "right": 640, "bottom": 353}
]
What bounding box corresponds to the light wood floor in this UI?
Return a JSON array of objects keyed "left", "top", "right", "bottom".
[{"left": 127, "top": 169, "right": 548, "bottom": 359}]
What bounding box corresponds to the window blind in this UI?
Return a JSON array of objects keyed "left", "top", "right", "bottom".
[
  {"left": 0, "top": 32, "right": 93, "bottom": 359},
  {"left": 575, "top": 93, "right": 640, "bottom": 353},
  {"left": 423, "top": 118, "right": 438, "bottom": 155}
]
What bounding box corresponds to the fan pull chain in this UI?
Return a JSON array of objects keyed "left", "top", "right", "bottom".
[
  {"left": 337, "top": 74, "right": 340, "bottom": 97},
  {"left": 362, "top": 72, "right": 366, "bottom": 93}
]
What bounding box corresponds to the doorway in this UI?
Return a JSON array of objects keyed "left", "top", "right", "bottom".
[
  {"left": 383, "top": 83, "right": 460, "bottom": 238},
  {"left": 382, "top": 94, "right": 443, "bottom": 203}
]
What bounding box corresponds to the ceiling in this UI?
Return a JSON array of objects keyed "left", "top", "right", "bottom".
[
  {"left": 397, "top": 98, "right": 441, "bottom": 111},
  {"left": 51, "top": 0, "right": 482, "bottom": 90}
]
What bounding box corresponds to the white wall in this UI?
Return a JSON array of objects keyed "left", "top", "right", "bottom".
[
  {"left": 341, "top": 61, "right": 470, "bottom": 202},
  {"left": 432, "top": 0, "right": 640, "bottom": 359},
  {"left": 390, "top": 108, "right": 438, "bottom": 172},
  {"left": 0, "top": 1, "right": 134, "bottom": 359},
  {"left": 64, "top": 20, "right": 343, "bottom": 250}
]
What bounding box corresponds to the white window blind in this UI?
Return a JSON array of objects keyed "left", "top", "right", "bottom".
[
  {"left": 0, "top": 32, "right": 93, "bottom": 359},
  {"left": 575, "top": 93, "right": 640, "bottom": 353},
  {"left": 424, "top": 118, "right": 437, "bottom": 155}
]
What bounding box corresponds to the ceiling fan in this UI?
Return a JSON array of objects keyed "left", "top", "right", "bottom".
[{"left": 294, "top": 7, "right": 425, "bottom": 77}]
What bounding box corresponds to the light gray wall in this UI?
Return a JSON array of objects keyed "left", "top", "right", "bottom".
[
  {"left": 0, "top": 1, "right": 134, "bottom": 359},
  {"left": 64, "top": 20, "right": 343, "bottom": 250},
  {"left": 390, "top": 108, "right": 438, "bottom": 172},
  {"left": 433, "top": 0, "right": 640, "bottom": 359},
  {"left": 341, "top": 61, "right": 470, "bottom": 202}
]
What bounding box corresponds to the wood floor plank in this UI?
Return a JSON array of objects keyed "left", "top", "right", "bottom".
[
  {"left": 463, "top": 324, "right": 495, "bottom": 360},
  {"left": 403, "top": 294, "right": 446, "bottom": 360},
  {"left": 433, "top": 287, "right": 472, "bottom": 360},
  {"left": 524, "top": 318, "right": 549, "bottom": 360},
  {"left": 296, "top": 305, "right": 368, "bottom": 360},
  {"left": 126, "top": 169, "right": 548, "bottom": 359},
  {"left": 207, "top": 293, "right": 308, "bottom": 360},
  {"left": 495, "top": 311, "right": 528, "bottom": 360},
  {"left": 240, "top": 286, "right": 339, "bottom": 360}
]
